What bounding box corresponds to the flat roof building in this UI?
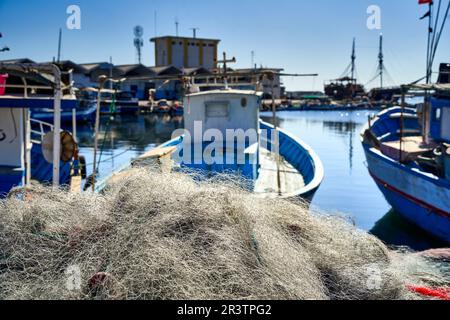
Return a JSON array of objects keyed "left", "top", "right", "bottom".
[{"left": 150, "top": 36, "right": 220, "bottom": 70}]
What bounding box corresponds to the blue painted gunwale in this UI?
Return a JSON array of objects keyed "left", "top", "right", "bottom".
[{"left": 157, "top": 121, "right": 324, "bottom": 201}]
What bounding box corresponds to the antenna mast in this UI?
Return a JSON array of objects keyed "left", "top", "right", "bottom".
[
  {"left": 134, "top": 26, "right": 144, "bottom": 64},
  {"left": 175, "top": 17, "right": 179, "bottom": 37},
  {"left": 190, "top": 27, "right": 199, "bottom": 39}
]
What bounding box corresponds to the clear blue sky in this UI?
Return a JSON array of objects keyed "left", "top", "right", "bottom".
[{"left": 0, "top": 0, "right": 449, "bottom": 90}]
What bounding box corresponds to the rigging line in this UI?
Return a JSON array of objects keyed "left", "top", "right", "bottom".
[
  {"left": 354, "top": 68, "right": 360, "bottom": 83},
  {"left": 429, "top": 0, "right": 450, "bottom": 72},
  {"left": 96, "top": 117, "right": 113, "bottom": 171},
  {"left": 86, "top": 147, "right": 134, "bottom": 167},
  {"left": 364, "top": 63, "right": 382, "bottom": 86},
  {"left": 339, "top": 63, "right": 352, "bottom": 79},
  {"left": 430, "top": 0, "right": 442, "bottom": 63},
  {"left": 8, "top": 108, "right": 18, "bottom": 143},
  {"left": 364, "top": 75, "right": 379, "bottom": 87},
  {"left": 425, "top": 2, "right": 434, "bottom": 83},
  {"left": 382, "top": 64, "right": 396, "bottom": 85}
]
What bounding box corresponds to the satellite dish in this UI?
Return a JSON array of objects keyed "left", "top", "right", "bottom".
[
  {"left": 134, "top": 25, "right": 144, "bottom": 38},
  {"left": 42, "top": 131, "right": 77, "bottom": 164}
]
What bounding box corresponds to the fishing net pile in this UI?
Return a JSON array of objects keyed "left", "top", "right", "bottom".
[{"left": 0, "top": 168, "right": 448, "bottom": 300}]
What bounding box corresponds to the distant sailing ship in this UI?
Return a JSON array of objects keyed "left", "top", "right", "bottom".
[
  {"left": 324, "top": 38, "right": 366, "bottom": 101},
  {"left": 324, "top": 35, "right": 401, "bottom": 108}
]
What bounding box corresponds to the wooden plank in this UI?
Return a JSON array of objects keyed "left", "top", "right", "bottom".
[
  {"left": 137, "top": 146, "right": 177, "bottom": 160},
  {"left": 70, "top": 175, "right": 82, "bottom": 193},
  {"left": 254, "top": 148, "right": 305, "bottom": 196}
]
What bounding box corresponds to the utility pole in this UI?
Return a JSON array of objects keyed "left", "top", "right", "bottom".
[
  {"left": 109, "top": 56, "right": 113, "bottom": 90},
  {"left": 251, "top": 50, "right": 255, "bottom": 69},
  {"left": 217, "top": 52, "right": 236, "bottom": 88}
]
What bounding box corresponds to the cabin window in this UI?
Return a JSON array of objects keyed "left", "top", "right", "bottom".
[
  {"left": 441, "top": 108, "right": 450, "bottom": 141},
  {"left": 435, "top": 108, "right": 441, "bottom": 120},
  {"left": 241, "top": 98, "right": 247, "bottom": 108},
  {"left": 205, "top": 101, "right": 229, "bottom": 118}
]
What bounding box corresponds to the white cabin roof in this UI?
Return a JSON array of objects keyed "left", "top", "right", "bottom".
[{"left": 185, "top": 89, "right": 262, "bottom": 98}]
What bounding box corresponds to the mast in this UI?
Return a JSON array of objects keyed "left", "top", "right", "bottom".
[
  {"left": 426, "top": 2, "right": 433, "bottom": 84},
  {"left": 57, "top": 28, "right": 62, "bottom": 63},
  {"left": 424, "top": 1, "right": 433, "bottom": 144},
  {"left": 350, "top": 38, "right": 356, "bottom": 82},
  {"left": 378, "top": 33, "right": 384, "bottom": 89},
  {"left": 217, "top": 52, "right": 236, "bottom": 89},
  {"left": 350, "top": 38, "right": 356, "bottom": 97}
]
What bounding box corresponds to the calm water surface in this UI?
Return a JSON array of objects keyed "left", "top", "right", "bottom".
[{"left": 72, "top": 110, "right": 445, "bottom": 251}]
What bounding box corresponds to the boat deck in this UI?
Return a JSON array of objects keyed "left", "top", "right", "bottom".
[
  {"left": 381, "top": 136, "right": 435, "bottom": 162},
  {"left": 254, "top": 148, "right": 305, "bottom": 196}
]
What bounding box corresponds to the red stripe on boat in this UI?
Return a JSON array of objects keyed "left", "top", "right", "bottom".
[{"left": 369, "top": 171, "right": 450, "bottom": 220}]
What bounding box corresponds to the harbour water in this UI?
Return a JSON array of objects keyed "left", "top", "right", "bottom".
[{"left": 74, "top": 110, "right": 446, "bottom": 251}]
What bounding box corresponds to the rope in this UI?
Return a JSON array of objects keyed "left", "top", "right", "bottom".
[
  {"left": 407, "top": 285, "right": 450, "bottom": 300},
  {"left": 96, "top": 88, "right": 118, "bottom": 170}
]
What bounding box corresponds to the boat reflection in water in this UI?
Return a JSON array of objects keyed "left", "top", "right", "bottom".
[{"left": 370, "top": 210, "right": 448, "bottom": 251}]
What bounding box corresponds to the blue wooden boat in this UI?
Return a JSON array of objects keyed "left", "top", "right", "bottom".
[
  {"left": 0, "top": 98, "right": 81, "bottom": 197},
  {"left": 0, "top": 63, "right": 84, "bottom": 197},
  {"left": 117, "top": 89, "right": 324, "bottom": 201},
  {"left": 31, "top": 102, "right": 97, "bottom": 123},
  {"left": 100, "top": 91, "right": 140, "bottom": 115},
  {"left": 361, "top": 84, "right": 450, "bottom": 243}
]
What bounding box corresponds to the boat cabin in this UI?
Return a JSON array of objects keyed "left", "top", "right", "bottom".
[
  {"left": 0, "top": 108, "right": 25, "bottom": 194},
  {"left": 181, "top": 89, "right": 262, "bottom": 180},
  {"left": 0, "top": 63, "right": 79, "bottom": 197}
]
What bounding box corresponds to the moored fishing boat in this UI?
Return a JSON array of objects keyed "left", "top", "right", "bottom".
[
  {"left": 100, "top": 87, "right": 324, "bottom": 201},
  {"left": 100, "top": 91, "right": 140, "bottom": 115},
  {"left": 0, "top": 62, "right": 85, "bottom": 197},
  {"left": 362, "top": 1, "right": 450, "bottom": 243},
  {"left": 361, "top": 82, "right": 450, "bottom": 243},
  {"left": 31, "top": 100, "right": 97, "bottom": 123}
]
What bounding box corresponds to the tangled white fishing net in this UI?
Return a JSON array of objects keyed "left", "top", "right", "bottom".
[{"left": 0, "top": 168, "right": 448, "bottom": 300}]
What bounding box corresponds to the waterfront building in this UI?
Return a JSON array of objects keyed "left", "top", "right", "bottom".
[{"left": 150, "top": 36, "right": 220, "bottom": 69}]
